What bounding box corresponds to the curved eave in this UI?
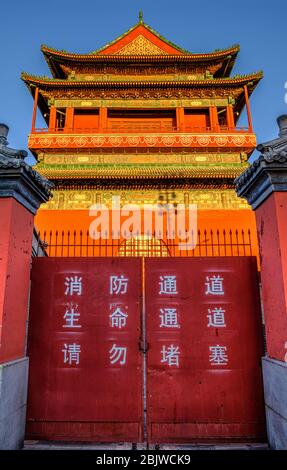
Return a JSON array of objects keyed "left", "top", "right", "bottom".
[
  {"left": 41, "top": 44, "right": 240, "bottom": 79},
  {"left": 21, "top": 71, "right": 263, "bottom": 89}
]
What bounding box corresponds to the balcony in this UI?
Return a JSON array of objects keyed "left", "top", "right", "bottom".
[{"left": 28, "top": 124, "right": 256, "bottom": 152}]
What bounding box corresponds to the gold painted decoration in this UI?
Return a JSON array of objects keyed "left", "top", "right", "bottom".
[{"left": 115, "top": 35, "right": 168, "bottom": 56}]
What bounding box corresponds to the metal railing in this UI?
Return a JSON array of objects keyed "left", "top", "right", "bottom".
[
  {"left": 33, "top": 228, "right": 254, "bottom": 258},
  {"left": 31, "top": 125, "right": 250, "bottom": 134}
]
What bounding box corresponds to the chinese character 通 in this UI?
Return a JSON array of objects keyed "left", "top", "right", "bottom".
[
  {"left": 161, "top": 344, "right": 180, "bottom": 367},
  {"left": 205, "top": 275, "right": 224, "bottom": 296},
  {"left": 65, "top": 276, "right": 82, "bottom": 296},
  {"left": 109, "top": 306, "right": 128, "bottom": 329},
  {"left": 109, "top": 344, "right": 127, "bottom": 365},
  {"left": 209, "top": 345, "right": 228, "bottom": 365},
  {"left": 62, "top": 343, "right": 81, "bottom": 365},
  {"left": 63, "top": 302, "right": 82, "bottom": 328},
  {"left": 160, "top": 308, "right": 180, "bottom": 328},
  {"left": 207, "top": 307, "right": 226, "bottom": 328},
  {"left": 159, "top": 275, "right": 178, "bottom": 295},
  {"left": 110, "top": 275, "right": 128, "bottom": 295}
]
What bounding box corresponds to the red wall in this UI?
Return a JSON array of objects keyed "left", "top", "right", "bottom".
[{"left": 0, "top": 199, "right": 34, "bottom": 363}]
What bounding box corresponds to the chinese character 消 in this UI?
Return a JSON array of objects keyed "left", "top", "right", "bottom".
[
  {"left": 161, "top": 344, "right": 180, "bottom": 367},
  {"left": 64, "top": 276, "right": 82, "bottom": 296},
  {"left": 63, "top": 302, "right": 82, "bottom": 328},
  {"left": 62, "top": 343, "right": 81, "bottom": 365},
  {"left": 207, "top": 307, "right": 226, "bottom": 328},
  {"left": 209, "top": 345, "right": 228, "bottom": 365},
  {"left": 160, "top": 308, "right": 180, "bottom": 328},
  {"left": 109, "top": 306, "right": 128, "bottom": 329},
  {"left": 109, "top": 344, "right": 127, "bottom": 365},
  {"left": 110, "top": 275, "right": 128, "bottom": 295},
  {"left": 205, "top": 275, "right": 224, "bottom": 296},
  {"left": 159, "top": 275, "right": 178, "bottom": 295}
]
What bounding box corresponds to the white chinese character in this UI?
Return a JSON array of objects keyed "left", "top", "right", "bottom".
[
  {"left": 63, "top": 302, "right": 82, "bottom": 328},
  {"left": 209, "top": 345, "right": 228, "bottom": 365},
  {"left": 109, "top": 306, "right": 128, "bottom": 329},
  {"left": 62, "top": 343, "right": 81, "bottom": 365},
  {"left": 160, "top": 308, "right": 180, "bottom": 328},
  {"left": 205, "top": 275, "right": 224, "bottom": 296},
  {"left": 109, "top": 344, "right": 127, "bottom": 365},
  {"left": 159, "top": 275, "right": 178, "bottom": 295},
  {"left": 65, "top": 276, "right": 82, "bottom": 296},
  {"left": 110, "top": 275, "right": 128, "bottom": 295},
  {"left": 207, "top": 307, "right": 226, "bottom": 328},
  {"left": 161, "top": 344, "right": 180, "bottom": 367}
]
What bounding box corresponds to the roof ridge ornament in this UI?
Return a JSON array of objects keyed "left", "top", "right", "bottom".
[{"left": 139, "top": 10, "right": 143, "bottom": 24}]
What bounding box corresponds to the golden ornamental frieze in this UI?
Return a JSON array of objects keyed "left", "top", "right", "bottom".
[
  {"left": 43, "top": 87, "right": 243, "bottom": 101},
  {"left": 53, "top": 98, "right": 229, "bottom": 108},
  {"left": 41, "top": 152, "right": 243, "bottom": 166},
  {"left": 114, "top": 35, "right": 169, "bottom": 56},
  {"left": 29, "top": 133, "right": 257, "bottom": 150},
  {"left": 39, "top": 188, "right": 250, "bottom": 211}
]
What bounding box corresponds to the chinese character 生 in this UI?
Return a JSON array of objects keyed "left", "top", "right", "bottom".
[{"left": 63, "top": 302, "right": 82, "bottom": 328}]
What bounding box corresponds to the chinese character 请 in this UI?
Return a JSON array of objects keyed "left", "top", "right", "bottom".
[
  {"left": 207, "top": 307, "right": 226, "bottom": 328},
  {"left": 109, "top": 306, "right": 128, "bottom": 329},
  {"left": 159, "top": 275, "right": 178, "bottom": 295},
  {"left": 63, "top": 303, "right": 82, "bottom": 328},
  {"left": 161, "top": 344, "right": 180, "bottom": 367},
  {"left": 109, "top": 344, "right": 127, "bottom": 365},
  {"left": 205, "top": 275, "right": 224, "bottom": 296},
  {"left": 64, "top": 276, "right": 82, "bottom": 296},
  {"left": 62, "top": 343, "right": 81, "bottom": 365},
  {"left": 209, "top": 345, "right": 228, "bottom": 366},
  {"left": 160, "top": 308, "right": 180, "bottom": 328},
  {"left": 110, "top": 275, "right": 128, "bottom": 295}
]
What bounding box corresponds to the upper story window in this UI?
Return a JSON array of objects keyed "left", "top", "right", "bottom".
[{"left": 107, "top": 109, "right": 176, "bottom": 132}]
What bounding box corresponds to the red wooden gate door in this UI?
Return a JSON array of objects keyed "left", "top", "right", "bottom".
[
  {"left": 145, "top": 257, "right": 266, "bottom": 443},
  {"left": 27, "top": 257, "right": 143, "bottom": 442}
]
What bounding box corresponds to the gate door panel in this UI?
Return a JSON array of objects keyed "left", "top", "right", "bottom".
[
  {"left": 145, "top": 257, "right": 265, "bottom": 442},
  {"left": 27, "top": 258, "right": 143, "bottom": 442}
]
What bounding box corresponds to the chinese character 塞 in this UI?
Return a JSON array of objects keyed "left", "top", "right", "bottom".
[{"left": 209, "top": 345, "right": 228, "bottom": 365}]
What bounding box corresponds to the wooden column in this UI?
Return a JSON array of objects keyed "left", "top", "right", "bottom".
[
  {"left": 49, "top": 106, "right": 57, "bottom": 131},
  {"left": 99, "top": 107, "right": 108, "bottom": 131},
  {"left": 210, "top": 106, "right": 219, "bottom": 132},
  {"left": 244, "top": 85, "right": 253, "bottom": 132},
  {"left": 65, "top": 107, "right": 74, "bottom": 133},
  {"left": 227, "top": 105, "right": 235, "bottom": 130},
  {"left": 176, "top": 107, "right": 185, "bottom": 131},
  {"left": 31, "top": 87, "right": 39, "bottom": 131}
]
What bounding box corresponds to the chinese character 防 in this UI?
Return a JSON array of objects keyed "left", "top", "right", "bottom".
[
  {"left": 159, "top": 275, "right": 178, "bottom": 295},
  {"left": 109, "top": 306, "right": 128, "bottom": 329},
  {"left": 209, "top": 345, "right": 228, "bottom": 366},
  {"left": 62, "top": 343, "right": 81, "bottom": 365},
  {"left": 109, "top": 344, "right": 127, "bottom": 365},
  {"left": 65, "top": 276, "right": 82, "bottom": 296},
  {"left": 110, "top": 275, "right": 128, "bottom": 295},
  {"left": 205, "top": 275, "right": 224, "bottom": 296},
  {"left": 63, "top": 302, "right": 82, "bottom": 328},
  {"left": 207, "top": 307, "right": 226, "bottom": 328},
  {"left": 160, "top": 308, "right": 180, "bottom": 328},
  {"left": 161, "top": 344, "right": 180, "bottom": 367}
]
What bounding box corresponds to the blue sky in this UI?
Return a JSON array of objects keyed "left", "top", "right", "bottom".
[{"left": 0, "top": 0, "right": 286, "bottom": 163}]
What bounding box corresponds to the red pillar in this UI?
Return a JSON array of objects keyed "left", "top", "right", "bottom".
[
  {"left": 0, "top": 123, "right": 52, "bottom": 448},
  {"left": 235, "top": 115, "right": 287, "bottom": 449}
]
